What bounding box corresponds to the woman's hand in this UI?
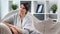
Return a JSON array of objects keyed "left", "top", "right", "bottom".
[
  {"left": 3, "top": 22, "right": 22, "bottom": 34},
  {"left": 3, "top": 22, "right": 14, "bottom": 27},
  {"left": 3, "top": 22, "right": 18, "bottom": 34},
  {"left": 10, "top": 27, "right": 18, "bottom": 34}
]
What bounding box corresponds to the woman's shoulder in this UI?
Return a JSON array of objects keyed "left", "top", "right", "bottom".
[
  {"left": 25, "top": 12, "right": 33, "bottom": 20},
  {"left": 7, "top": 13, "right": 19, "bottom": 19}
]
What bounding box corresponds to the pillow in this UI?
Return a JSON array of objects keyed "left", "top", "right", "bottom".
[
  {"left": 44, "top": 18, "right": 56, "bottom": 34},
  {"left": 34, "top": 21, "right": 44, "bottom": 33},
  {"left": 44, "top": 18, "right": 54, "bottom": 30},
  {"left": 0, "top": 23, "right": 12, "bottom": 34},
  {"left": 49, "top": 22, "right": 60, "bottom": 34}
]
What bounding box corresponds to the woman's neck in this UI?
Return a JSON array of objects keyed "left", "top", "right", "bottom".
[
  {"left": 20, "top": 14, "right": 26, "bottom": 18},
  {"left": 20, "top": 14, "right": 26, "bottom": 23}
]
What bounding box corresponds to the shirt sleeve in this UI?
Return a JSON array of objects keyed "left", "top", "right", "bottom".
[
  {"left": 22, "top": 16, "right": 42, "bottom": 34},
  {"left": 22, "top": 29, "right": 29, "bottom": 34},
  {"left": 4, "top": 15, "right": 14, "bottom": 24},
  {"left": 22, "top": 17, "right": 35, "bottom": 34}
]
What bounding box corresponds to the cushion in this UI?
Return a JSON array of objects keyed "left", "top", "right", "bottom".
[
  {"left": 0, "top": 23, "right": 12, "bottom": 34},
  {"left": 34, "top": 21, "right": 44, "bottom": 33}
]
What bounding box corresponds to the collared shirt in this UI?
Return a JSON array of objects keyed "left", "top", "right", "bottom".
[{"left": 4, "top": 12, "right": 41, "bottom": 34}]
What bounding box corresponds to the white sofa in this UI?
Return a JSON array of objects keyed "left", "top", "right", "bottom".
[
  {"left": 33, "top": 18, "right": 60, "bottom": 34},
  {"left": 0, "top": 10, "right": 60, "bottom": 34},
  {"left": 0, "top": 23, "right": 12, "bottom": 34},
  {"left": 28, "top": 12, "right": 60, "bottom": 34}
]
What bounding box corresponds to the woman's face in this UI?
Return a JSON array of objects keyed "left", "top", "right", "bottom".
[{"left": 20, "top": 4, "right": 26, "bottom": 15}]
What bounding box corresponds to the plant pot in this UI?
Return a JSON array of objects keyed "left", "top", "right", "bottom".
[
  {"left": 12, "top": 4, "right": 18, "bottom": 10},
  {"left": 53, "top": 10, "right": 56, "bottom": 13}
]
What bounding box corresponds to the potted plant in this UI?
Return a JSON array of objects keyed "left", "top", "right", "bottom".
[
  {"left": 51, "top": 4, "right": 57, "bottom": 13},
  {"left": 11, "top": 4, "right": 18, "bottom": 10}
]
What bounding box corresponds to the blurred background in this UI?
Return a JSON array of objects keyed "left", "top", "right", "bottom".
[{"left": 0, "top": 0, "right": 60, "bottom": 22}]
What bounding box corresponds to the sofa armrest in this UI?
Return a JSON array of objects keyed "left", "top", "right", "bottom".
[{"left": 0, "top": 23, "right": 12, "bottom": 34}]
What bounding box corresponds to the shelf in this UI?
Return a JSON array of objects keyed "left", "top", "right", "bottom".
[
  {"left": 33, "top": 13, "right": 45, "bottom": 14},
  {"left": 51, "top": 19, "right": 57, "bottom": 20},
  {"left": 34, "top": 14, "right": 45, "bottom": 20},
  {"left": 46, "top": 14, "right": 57, "bottom": 19},
  {"left": 45, "top": 13, "right": 57, "bottom": 14}
]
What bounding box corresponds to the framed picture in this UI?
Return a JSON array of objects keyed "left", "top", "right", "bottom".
[{"left": 36, "top": 4, "right": 44, "bottom": 13}]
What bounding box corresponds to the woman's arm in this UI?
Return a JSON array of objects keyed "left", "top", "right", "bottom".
[
  {"left": 10, "top": 27, "right": 18, "bottom": 34},
  {"left": 12, "top": 26, "right": 22, "bottom": 34},
  {"left": 3, "top": 21, "right": 14, "bottom": 27},
  {"left": 3, "top": 21, "right": 22, "bottom": 34}
]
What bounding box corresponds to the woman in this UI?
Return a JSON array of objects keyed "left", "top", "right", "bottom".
[
  {"left": 3, "top": 2, "right": 42, "bottom": 34},
  {"left": 3, "top": 2, "right": 34, "bottom": 34}
]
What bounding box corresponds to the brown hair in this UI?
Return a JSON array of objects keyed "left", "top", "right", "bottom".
[{"left": 20, "top": 2, "right": 30, "bottom": 14}]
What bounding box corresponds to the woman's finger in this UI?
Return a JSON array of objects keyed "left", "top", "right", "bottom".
[{"left": 10, "top": 27, "right": 18, "bottom": 34}]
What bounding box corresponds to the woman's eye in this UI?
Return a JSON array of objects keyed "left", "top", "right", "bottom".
[
  {"left": 20, "top": 7, "right": 25, "bottom": 9},
  {"left": 23, "top": 8, "right": 25, "bottom": 9}
]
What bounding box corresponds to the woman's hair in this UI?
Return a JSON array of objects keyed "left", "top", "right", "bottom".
[{"left": 20, "top": 2, "right": 30, "bottom": 14}]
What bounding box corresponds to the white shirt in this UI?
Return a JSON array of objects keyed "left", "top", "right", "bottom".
[{"left": 4, "top": 12, "right": 41, "bottom": 34}]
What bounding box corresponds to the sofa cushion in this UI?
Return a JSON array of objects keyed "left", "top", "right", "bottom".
[
  {"left": 34, "top": 18, "right": 54, "bottom": 34},
  {"left": 44, "top": 18, "right": 54, "bottom": 30},
  {"left": 34, "top": 21, "right": 44, "bottom": 34},
  {"left": 0, "top": 23, "right": 12, "bottom": 34},
  {"left": 48, "top": 22, "right": 60, "bottom": 34}
]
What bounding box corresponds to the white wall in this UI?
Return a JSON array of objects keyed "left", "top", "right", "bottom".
[
  {"left": 0, "top": 0, "right": 20, "bottom": 19},
  {"left": 13, "top": 0, "right": 20, "bottom": 9},
  {"left": 1, "top": 0, "right": 9, "bottom": 19},
  {"left": 0, "top": 0, "right": 1, "bottom": 19},
  {"left": 57, "top": 0, "right": 60, "bottom": 22}
]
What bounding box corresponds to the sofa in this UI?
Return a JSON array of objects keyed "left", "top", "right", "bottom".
[
  {"left": 28, "top": 12, "right": 60, "bottom": 34},
  {"left": 33, "top": 17, "right": 60, "bottom": 34},
  {"left": 0, "top": 23, "right": 12, "bottom": 34},
  {"left": 0, "top": 10, "right": 60, "bottom": 34}
]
